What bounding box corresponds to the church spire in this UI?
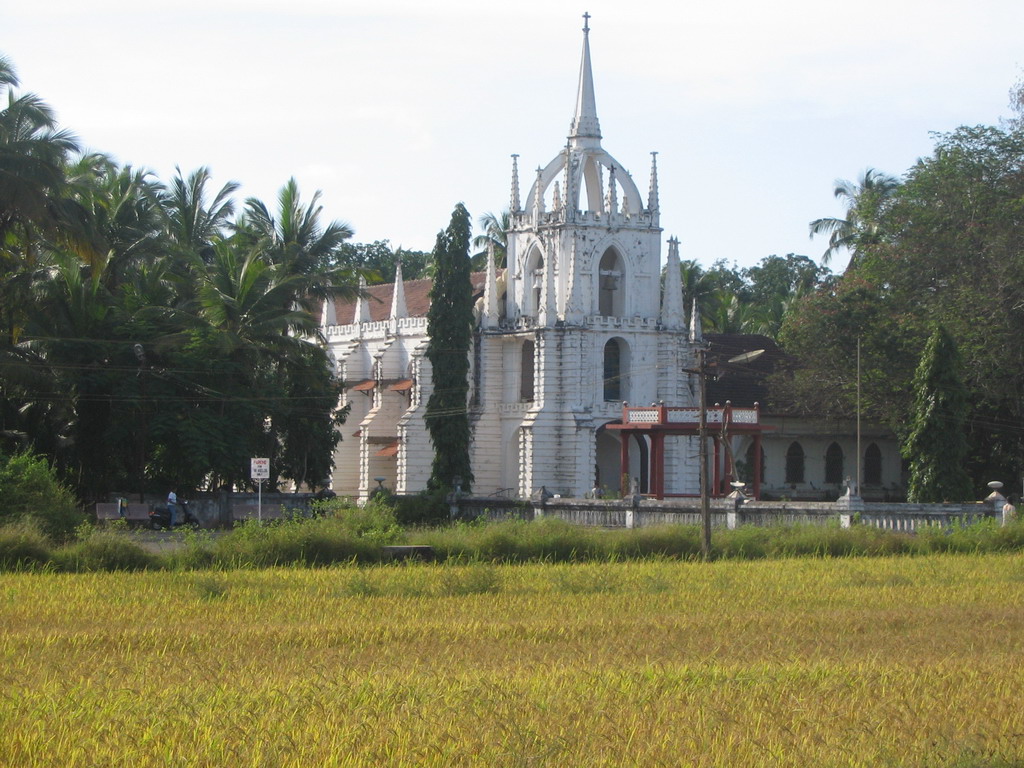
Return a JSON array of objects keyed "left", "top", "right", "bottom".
[{"left": 569, "top": 12, "right": 601, "bottom": 145}]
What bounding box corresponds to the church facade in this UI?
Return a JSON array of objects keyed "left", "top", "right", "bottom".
[
  {"left": 319, "top": 19, "right": 906, "bottom": 503},
  {"left": 321, "top": 19, "right": 703, "bottom": 501}
]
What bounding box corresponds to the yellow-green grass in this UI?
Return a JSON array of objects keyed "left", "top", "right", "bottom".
[{"left": 2, "top": 555, "right": 1024, "bottom": 767}]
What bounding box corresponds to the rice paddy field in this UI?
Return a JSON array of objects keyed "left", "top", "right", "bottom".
[{"left": 2, "top": 554, "right": 1024, "bottom": 767}]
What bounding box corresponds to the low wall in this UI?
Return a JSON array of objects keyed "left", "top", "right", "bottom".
[
  {"left": 99, "top": 491, "right": 321, "bottom": 528},
  {"left": 454, "top": 496, "right": 1004, "bottom": 531}
]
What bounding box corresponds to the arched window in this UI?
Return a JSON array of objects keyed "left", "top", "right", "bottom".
[
  {"left": 598, "top": 249, "right": 624, "bottom": 317},
  {"left": 520, "top": 339, "right": 535, "bottom": 402},
  {"left": 742, "top": 442, "right": 765, "bottom": 485},
  {"left": 785, "top": 442, "right": 805, "bottom": 484},
  {"left": 825, "top": 442, "right": 844, "bottom": 485},
  {"left": 864, "top": 443, "right": 882, "bottom": 486},
  {"left": 603, "top": 339, "right": 629, "bottom": 401}
]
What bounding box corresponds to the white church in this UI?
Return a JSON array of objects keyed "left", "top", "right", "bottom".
[{"left": 320, "top": 18, "right": 907, "bottom": 503}]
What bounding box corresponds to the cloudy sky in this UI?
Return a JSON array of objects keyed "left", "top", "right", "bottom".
[{"left": 6, "top": 0, "right": 1022, "bottom": 271}]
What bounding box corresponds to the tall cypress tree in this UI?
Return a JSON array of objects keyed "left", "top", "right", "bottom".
[
  {"left": 902, "top": 325, "right": 973, "bottom": 502},
  {"left": 425, "top": 203, "right": 474, "bottom": 491}
]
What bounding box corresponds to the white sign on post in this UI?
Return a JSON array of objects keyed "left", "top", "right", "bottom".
[
  {"left": 251, "top": 458, "right": 270, "bottom": 521},
  {"left": 251, "top": 458, "right": 270, "bottom": 480}
]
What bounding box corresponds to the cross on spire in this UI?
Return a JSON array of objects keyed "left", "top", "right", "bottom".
[{"left": 570, "top": 12, "right": 601, "bottom": 142}]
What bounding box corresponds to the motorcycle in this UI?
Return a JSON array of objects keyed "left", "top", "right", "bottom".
[{"left": 148, "top": 500, "right": 200, "bottom": 530}]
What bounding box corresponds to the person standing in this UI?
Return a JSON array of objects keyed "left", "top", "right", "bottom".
[
  {"left": 167, "top": 489, "right": 178, "bottom": 527},
  {"left": 1003, "top": 496, "right": 1017, "bottom": 525}
]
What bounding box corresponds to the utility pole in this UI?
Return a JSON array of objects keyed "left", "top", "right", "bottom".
[
  {"left": 690, "top": 345, "right": 762, "bottom": 561},
  {"left": 698, "top": 346, "right": 711, "bottom": 560}
]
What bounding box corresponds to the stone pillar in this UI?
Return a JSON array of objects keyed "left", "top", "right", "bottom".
[
  {"left": 985, "top": 481, "right": 1008, "bottom": 525},
  {"left": 837, "top": 476, "right": 865, "bottom": 527},
  {"left": 726, "top": 487, "right": 746, "bottom": 530}
]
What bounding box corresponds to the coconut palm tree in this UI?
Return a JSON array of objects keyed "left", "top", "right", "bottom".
[
  {"left": 471, "top": 209, "right": 509, "bottom": 269},
  {"left": 0, "top": 57, "right": 81, "bottom": 246},
  {"left": 234, "top": 177, "right": 359, "bottom": 312},
  {"left": 0, "top": 57, "right": 85, "bottom": 351},
  {"left": 809, "top": 168, "right": 899, "bottom": 268}
]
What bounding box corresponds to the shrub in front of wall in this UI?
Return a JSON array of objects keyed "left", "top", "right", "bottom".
[
  {"left": 55, "top": 529, "right": 159, "bottom": 572},
  {"left": 211, "top": 515, "right": 387, "bottom": 568},
  {"left": 0, "top": 451, "right": 85, "bottom": 540},
  {"left": 392, "top": 488, "right": 450, "bottom": 527},
  {"left": 416, "top": 517, "right": 607, "bottom": 563},
  {"left": 0, "top": 520, "right": 53, "bottom": 571}
]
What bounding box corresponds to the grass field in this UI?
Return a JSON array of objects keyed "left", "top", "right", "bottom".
[{"left": 2, "top": 554, "right": 1024, "bottom": 767}]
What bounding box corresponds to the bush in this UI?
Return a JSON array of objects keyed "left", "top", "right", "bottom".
[
  {"left": 165, "top": 529, "right": 218, "bottom": 570},
  {"left": 391, "top": 488, "right": 450, "bottom": 527},
  {"left": 0, "top": 519, "right": 53, "bottom": 571},
  {"left": 55, "top": 529, "right": 159, "bottom": 571},
  {"left": 0, "top": 451, "right": 84, "bottom": 539},
  {"left": 211, "top": 513, "right": 391, "bottom": 568}
]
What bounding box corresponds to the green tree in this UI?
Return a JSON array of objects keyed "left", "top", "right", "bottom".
[
  {"left": 780, "top": 118, "right": 1024, "bottom": 489},
  {"left": 425, "top": 203, "right": 474, "bottom": 492},
  {"left": 902, "top": 326, "right": 973, "bottom": 502},
  {"left": 808, "top": 169, "right": 899, "bottom": 268},
  {"left": 336, "top": 240, "right": 431, "bottom": 284}
]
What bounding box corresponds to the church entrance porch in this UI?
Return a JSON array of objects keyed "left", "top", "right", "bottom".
[{"left": 608, "top": 403, "right": 771, "bottom": 500}]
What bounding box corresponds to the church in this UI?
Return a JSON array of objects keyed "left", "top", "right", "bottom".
[{"left": 319, "top": 18, "right": 905, "bottom": 503}]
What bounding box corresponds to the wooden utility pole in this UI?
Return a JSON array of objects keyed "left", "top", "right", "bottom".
[{"left": 698, "top": 346, "right": 711, "bottom": 560}]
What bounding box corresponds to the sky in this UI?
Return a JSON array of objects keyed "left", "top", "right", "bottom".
[{"left": 5, "top": 0, "right": 1023, "bottom": 273}]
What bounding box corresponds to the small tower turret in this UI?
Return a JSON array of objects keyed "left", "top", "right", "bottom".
[{"left": 660, "top": 237, "right": 685, "bottom": 329}]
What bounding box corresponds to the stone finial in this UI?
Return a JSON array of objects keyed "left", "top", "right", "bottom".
[
  {"left": 689, "top": 295, "right": 702, "bottom": 342},
  {"left": 562, "top": 143, "right": 577, "bottom": 215},
  {"left": 510, "top": 154, "right": 521, "bottom": 213},
  {"left": 533, "top": 166, "right": 545, "bottom": 222},
  {"left": 389, "top": 258, "right": 407, "bottom": 320},
  {"left": 482, "top": 241, "right": 499, "bottom": 328},
  {"left": 606, "top": 164, "right": 618, "bottom": 215},
  {"left": 648, "top": 151, "right": 659, "bottom": 212},
  {"left": 355, "top": 275, "right": 372, "bottom": 323}
]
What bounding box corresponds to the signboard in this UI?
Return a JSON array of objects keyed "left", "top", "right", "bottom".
[{"left": 250, "top": 457, "right": 270, "bottom": 480}]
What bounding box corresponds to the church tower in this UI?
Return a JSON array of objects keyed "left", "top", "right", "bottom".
[{"left": 471, "top": 15, "right": 698, "bottom": 498}]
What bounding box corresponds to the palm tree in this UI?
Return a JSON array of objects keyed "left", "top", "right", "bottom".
[
  {"left": 0, "top": 57, "right": 81, "bottom": 246},
  {"left": 159, "top": 166, "right": 238, "bottom": 260},
  {"left": 678, "top": 259, "right": 719, "bottom": 330},
  {"left": 471, "top": 209, "right": 509, "bottom": 270},
  {"left": 64, "top": 155, "right": 167, "bottom": 283},
  {"left": 0, "top": 58, "right": 84, "bottom": 349},
  {"left": 234, "top": 178, "right": 358, "bottom": 311},
  {"left": 809, "top": 168, "right": 899, "bottom": 268}
]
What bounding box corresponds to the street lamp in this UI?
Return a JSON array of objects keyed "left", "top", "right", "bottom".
[{"left": 692, "top": 345, "right": 764, "bottom": 560}]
